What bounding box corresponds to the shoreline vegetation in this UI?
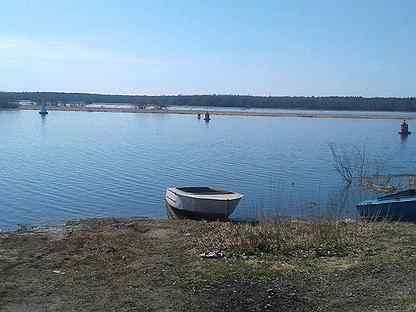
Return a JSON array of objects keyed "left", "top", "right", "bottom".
[
  {"left": 3, "top": 92, "right": 416, "bottom": 113},
  {"left": 15, "top": 105, "right": 416, "bottom": 120},
  {"left": 1, "top": 218, "right": 416, "bottom": 311}
]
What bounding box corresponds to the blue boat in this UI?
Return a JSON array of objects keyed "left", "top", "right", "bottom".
[{"left": 357, "top": 189, "right": 416, "bottom": 222}]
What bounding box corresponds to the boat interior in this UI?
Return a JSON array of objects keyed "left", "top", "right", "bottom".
[
  {"left": 378, "top": 189, "right": 416, "bottom": 200},
  {"left": 177, "top": 187, "right": 234, "bottom": 195}
]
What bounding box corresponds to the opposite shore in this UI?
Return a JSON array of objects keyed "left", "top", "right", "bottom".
[{"left": 18, "top": 105, "right": 416, "bottom": 120}]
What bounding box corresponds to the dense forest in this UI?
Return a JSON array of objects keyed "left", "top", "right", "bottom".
[
  {"left": 2, "top": 92, "right": 416, "bottom": 111},
  {"left": 0, "top": 93, "right": 19, "bottom": 108}
]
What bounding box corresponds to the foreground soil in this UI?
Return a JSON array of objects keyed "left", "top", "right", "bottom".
[{"left": 1, "top": 219, "right": 416, "bottom": 311}]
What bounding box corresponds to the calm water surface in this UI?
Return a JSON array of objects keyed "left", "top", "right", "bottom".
[{"left": 0, "top": 110, "right": 415, "bottom": 230}]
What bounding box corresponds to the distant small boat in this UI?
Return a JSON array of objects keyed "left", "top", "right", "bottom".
[
  {"left": 357, "top": 189, "right": 416, "bottom": 221},
  {"left": 166, "top": 187, "right": 243, "bottom": 220},
  {"left": 39, "top": 103, "right": 48, "bottom": 115}
]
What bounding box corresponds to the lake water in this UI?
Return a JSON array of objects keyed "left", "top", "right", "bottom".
[{"left": 1, "top": 110, "right": 415, "bottom": 230}]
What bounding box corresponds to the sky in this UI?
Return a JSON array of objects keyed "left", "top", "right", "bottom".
[{"left": 1, "top": 0, "right": 415, "bottom": 96}]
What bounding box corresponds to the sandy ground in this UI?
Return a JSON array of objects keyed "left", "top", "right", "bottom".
[
  {"left": 1, "top": 218, "right": 416, "bottom": 311},
  {"left": 18, "top": 105, "right": 416, "bottom": 120}
]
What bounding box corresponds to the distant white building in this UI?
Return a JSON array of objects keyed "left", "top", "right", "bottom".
[{"left": 18, "top": 100, "right": 37, "bottom": 106}]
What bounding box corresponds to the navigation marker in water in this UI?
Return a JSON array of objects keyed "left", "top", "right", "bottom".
[{"left": 399, "top": 120, "right": 411, "bottom": 136}]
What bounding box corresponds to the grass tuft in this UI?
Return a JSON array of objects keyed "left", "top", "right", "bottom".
[{"left": 196, "top": 219, "right": 376, "bottom": 258}]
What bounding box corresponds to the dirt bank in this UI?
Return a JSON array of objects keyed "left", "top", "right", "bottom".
[{"left": 1, "top": 218, "right": 416, "bottom": 311}]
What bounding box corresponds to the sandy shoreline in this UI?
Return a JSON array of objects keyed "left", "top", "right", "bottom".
[{"left": 18, "top": 105, "right": 416, "bottom": 120}]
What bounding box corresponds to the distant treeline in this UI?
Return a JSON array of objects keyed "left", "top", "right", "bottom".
[
  {"left": 2, "top": 92, "right": 416, "bottom": 111},
  {"left": 0, "top": 93, "right": 18, "bottom": 108}
]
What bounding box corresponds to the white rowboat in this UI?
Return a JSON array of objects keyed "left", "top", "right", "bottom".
[{"left": 165, "top": 187, "right": 243, "bottom": 220}]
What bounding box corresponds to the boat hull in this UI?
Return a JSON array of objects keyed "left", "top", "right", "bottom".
[
  {"left": 165, "top": 187, "right": 242, "bottom": 220},
  {"left": 357, "top": 200, "right": 416, "bottom": 222},
  {"left": 166, "top": 202, "right": 230, "bottom": 221}
]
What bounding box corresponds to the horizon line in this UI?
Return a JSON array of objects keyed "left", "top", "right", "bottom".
[{"left": 1, "top": 91, "right": 416, "bottom": 99}]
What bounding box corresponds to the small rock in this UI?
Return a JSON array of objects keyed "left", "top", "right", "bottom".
[{"left": 200, "top": 250, "right": 225, "bottom": 259}]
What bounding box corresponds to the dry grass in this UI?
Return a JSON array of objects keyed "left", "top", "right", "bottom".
[
  {"left": 400, "top": 279, "right": 416, "bottom": 311},
  {"left": 401, "top": 296, "right": 416, "bottom": 311},
  {"left": 196, "top": 219, "right": 377, "bottom": 258},
  {"left": 2, "top": 219, "right": 416, "bottom": 311}
]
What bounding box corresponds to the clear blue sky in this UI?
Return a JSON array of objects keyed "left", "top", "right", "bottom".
[{"left": 1, "top": 0, "right": 415, "bottom": 96}]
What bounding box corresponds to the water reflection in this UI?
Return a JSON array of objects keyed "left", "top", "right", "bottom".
[
  {"left": 400, "top": 133, "right": 409, "bottom": 144},
  {"left": 40, "top": 114, "right": 47, "bottom": 137}
]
